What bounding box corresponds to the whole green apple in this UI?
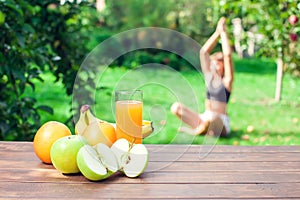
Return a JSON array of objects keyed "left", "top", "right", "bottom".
[{"left": 50, "top": 135, "right": 87, "bottom": 174}]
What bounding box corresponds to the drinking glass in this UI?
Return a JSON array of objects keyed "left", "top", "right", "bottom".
[{"left": 115, "top": 90, "right": 143, "bottom": 144}]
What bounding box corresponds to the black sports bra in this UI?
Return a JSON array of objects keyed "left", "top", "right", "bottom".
[{"left": 206, "top": 78, "right": 231, "bottom": 103}]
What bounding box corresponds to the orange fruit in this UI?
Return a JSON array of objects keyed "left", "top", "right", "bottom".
[
  {"left": 33, "top": 121, "right": 72, "bottom": 164},
  {"left": 99, "top": 122, "right": 116, "bottom": 145}
]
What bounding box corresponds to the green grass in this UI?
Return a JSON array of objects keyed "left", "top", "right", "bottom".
[{"left": 24, "top": 56, "right": 300, "bottom": 145}]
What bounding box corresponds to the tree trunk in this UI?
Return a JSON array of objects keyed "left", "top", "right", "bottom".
[{"left": 275, "top": 58, "right": 283, "bottom": 102}]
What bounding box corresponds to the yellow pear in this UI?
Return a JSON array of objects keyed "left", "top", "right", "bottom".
[{"left": 82, "top": 121, "right": 116, "bottom": 147}]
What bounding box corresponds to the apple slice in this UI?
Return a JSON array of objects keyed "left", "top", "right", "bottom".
[
  {"left": 111, "top": 138, "right": 148, "bottom": 178},
  {"left": 77, "top": 143, "right": 118, "bottom": 181}
]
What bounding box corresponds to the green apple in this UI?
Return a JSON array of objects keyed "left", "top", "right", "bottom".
[
  {"left": 111, "top": 138, "right": 148, "bottom": 178},
  {"left": 50, "top": 135, "right": 87, "bottom": 174},
  {"left": 77, "top": 143, "right": 118, "bottom": 181}
]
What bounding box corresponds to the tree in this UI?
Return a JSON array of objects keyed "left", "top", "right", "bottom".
[
  {"left": 213, "top": 0, "right": 300, "bottom": 101},
  {"left": 0, "top": 0, "right": 95, "bottom": 140}
]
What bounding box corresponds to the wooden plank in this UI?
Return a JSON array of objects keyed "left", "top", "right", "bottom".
[
  {"left": 147, "top": 161, "right": 300, "bottom": 172},
  {"left": 1, "top": 159, "right": 300, "bottom": 173},
  {"left": 2, "top": 149, "right": 300, "bottom": 162},
  {"left": 2, "top": 142, "right": 300, "bottom": 153},
  {"left": 1, "top": 168, "right": 300, "bottom": 184},
  {"left": 146, "top": 151, "right": 300, "bottom": 162},
  {"left": 0, "top": 159, "right": 54, "bottom": 170},
  {"left": 1, "top": 182, "right": 300, "bottom": 199},
  {"left": 0, "top": 142, "right": 33, "bottom": 152},
  {"left": 0, "top": 197, "right": 298, "bottom": 200},
  {"left": 146, "top": 144, "right": 300, "bottom": 153},
  {"left": 0, "top": 198, "right": 299, "bottom": 200},
  {"left": 147, "top": 152, "right": 300, "bottom": 162}
]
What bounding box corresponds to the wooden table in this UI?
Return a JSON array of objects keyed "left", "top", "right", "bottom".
[{"left": 1, "top": 142, "right": 300, "bottom": 199}]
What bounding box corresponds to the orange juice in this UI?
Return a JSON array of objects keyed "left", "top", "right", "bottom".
[{"left": 116, "top": 100, "right": 143, "bottom": 144}]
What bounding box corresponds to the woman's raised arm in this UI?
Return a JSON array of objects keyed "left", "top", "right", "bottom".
[
  {"left": 199, "top": 29, "right": 220, "bottom": 74},
  {"left": 219, "top": 19, "right": 234, "bottom": 91}
]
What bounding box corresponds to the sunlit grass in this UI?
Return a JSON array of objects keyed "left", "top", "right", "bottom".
[{"left": 24, "top": 56, "right": 300, "bottom": 145}]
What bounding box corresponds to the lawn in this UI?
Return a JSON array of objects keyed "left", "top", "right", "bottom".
[{"left": 24, "top": 56, "right": 300, "bottom": 145}]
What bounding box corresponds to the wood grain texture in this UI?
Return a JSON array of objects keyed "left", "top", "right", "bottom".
[{"left": 1, "top": 142, "right": 300, "bottom": 199}]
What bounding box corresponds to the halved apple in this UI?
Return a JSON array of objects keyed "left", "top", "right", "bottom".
[
  {"left": 77, "top": 143, "right": 118, "bottom": 181},
  {"left": 111, "top": 138, "right": 148, "bottom": 178}
]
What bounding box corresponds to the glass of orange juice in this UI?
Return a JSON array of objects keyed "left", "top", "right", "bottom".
[{"left": 115, "top": 90, "right": 143, "bottom": 144}]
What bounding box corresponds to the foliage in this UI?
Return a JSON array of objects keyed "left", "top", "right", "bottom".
[
  {"left": 102, "top": 0, "right": 214, "bottom": 41},
  {"left": 213, "top": 0, "right": 300, "bottom": 74},
  {"left": 0, "top": 0, "right": 94, "bottom": 140},
  {"left": 88, "top": 0, "right": 216, "bottom": 70},
  {"left": 109, "top": 50, "right": 195, "bottom": 71},
  {"left": 2, "top": 0, "right": 299, "bottom": 141}
]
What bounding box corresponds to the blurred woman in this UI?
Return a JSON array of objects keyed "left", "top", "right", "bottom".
[{"left": 171, "top": 17, "right": 234, "bottom": 137}]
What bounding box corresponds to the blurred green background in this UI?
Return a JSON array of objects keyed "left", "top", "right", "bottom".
[{"left": 1, "top": 0, "right": 299, "bottom": 145}]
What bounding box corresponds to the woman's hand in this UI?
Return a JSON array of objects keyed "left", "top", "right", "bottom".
[{"left": 216, "top": 17, "right": 226, "bottom": 33}]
